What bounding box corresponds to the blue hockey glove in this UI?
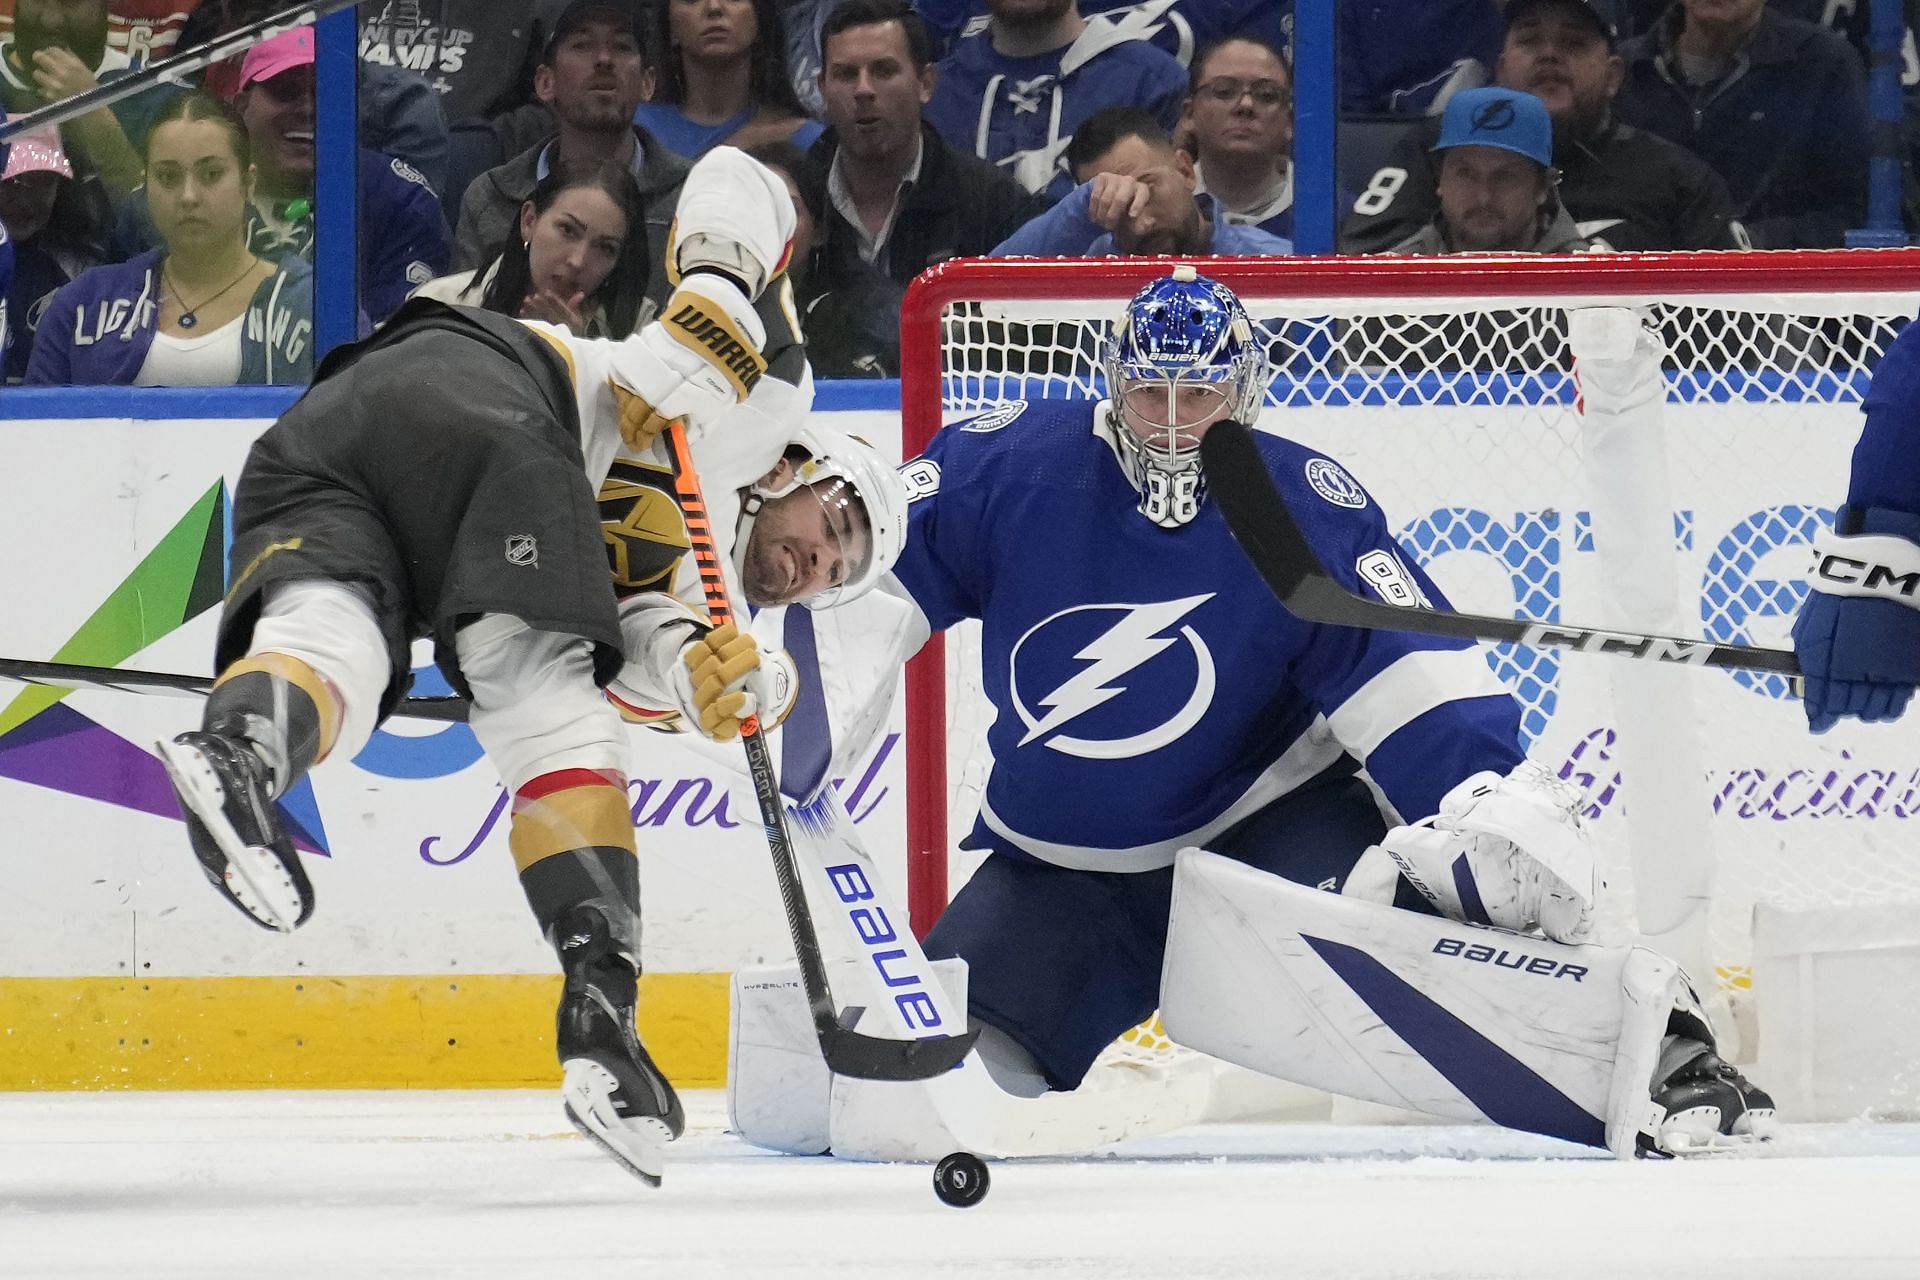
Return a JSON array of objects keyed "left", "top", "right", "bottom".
[{"left": 1793, "top": 506, "right": 1920, "bottom": 733}]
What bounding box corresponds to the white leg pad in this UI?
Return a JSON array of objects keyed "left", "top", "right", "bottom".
[
  {"left": 455, "top": 614, "right": 625, "bottom": 794},
  {"left": 728, "top": 957, "right": 968, "bottom": 1157},
  {"left": 1161, "top": 848, "right": 1684, "bottom": 1159},
  {"left": 250, "top": 579, "right": 389, "bottom": 761}
]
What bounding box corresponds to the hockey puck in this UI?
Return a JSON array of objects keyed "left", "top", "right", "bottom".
[{"left": 932, "top": 1151, "right": 989, "bottom": 1207}]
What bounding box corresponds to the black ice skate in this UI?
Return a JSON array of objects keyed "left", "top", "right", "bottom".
[
  {"left": 554, "top": 911, "right": 685, "bottom": 1186},
  {"left": 1650, "top": 1043, "right": 1778, "bottom": 1156},
  {"left": 156, "top": 731, "right": 313, "bottom": 933}
]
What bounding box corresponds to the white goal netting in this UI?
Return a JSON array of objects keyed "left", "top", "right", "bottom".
[{"left": 902, "top": 255, "right": 1920, "bottom": 1018}]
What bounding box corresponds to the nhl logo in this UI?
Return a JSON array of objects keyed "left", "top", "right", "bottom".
[{"left": 505, "top": 534, "right": 540, "bottom": 568}]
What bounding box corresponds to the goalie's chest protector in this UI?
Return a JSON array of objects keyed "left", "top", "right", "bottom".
[{"left": 901, "top": 401, "right": 1429, "bottom": 864}]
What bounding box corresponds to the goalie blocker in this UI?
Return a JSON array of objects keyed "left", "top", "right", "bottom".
[{"left": 1162, "top": 848, "right": 1774, "bottom": 1158}]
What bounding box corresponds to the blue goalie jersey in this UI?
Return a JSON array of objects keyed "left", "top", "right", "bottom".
[{"left": 892, "top": 399, "right": 1527, "bottom": 872}]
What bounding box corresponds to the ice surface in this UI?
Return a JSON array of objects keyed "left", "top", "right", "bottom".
[{"left": 2, "top": 1090, "right": 1917, "bottom": 1279}]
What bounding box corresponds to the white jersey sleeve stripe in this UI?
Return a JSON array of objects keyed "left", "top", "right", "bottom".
[{"left": 1326, "top": 647, "right": 1508, "bottom": 763}]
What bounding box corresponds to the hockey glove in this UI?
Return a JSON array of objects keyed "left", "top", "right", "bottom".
[
  {"left": 1793, "top": 510, "right": 1920, "bottom": 733},
  {"left": 1377, "top": 760, "right": 1597, "bottom": 944},
  {"left": 671, "top": 622, "right": 797, "bottom": 742},
  {"left": 607, "top": 273, "right": 769, "bottom": 452}
]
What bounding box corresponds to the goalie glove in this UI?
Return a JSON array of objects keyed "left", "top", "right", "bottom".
[
  {"left": 606, "top": 273, "right": 770, "bottom": 453},
  {"left": 1377, "top": 760, "right": 1598, "bottom": 944},
  {"left": 1792, "top": 505, "right": 1920, "bottom": 733}
]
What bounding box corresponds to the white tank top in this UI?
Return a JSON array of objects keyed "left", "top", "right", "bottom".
[{"left": 135, "top": 313, "right": 246, "bottom": 386}]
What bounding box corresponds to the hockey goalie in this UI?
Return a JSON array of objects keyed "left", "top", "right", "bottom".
[{"left": 730, "top": 270, "right": 1777, "bottom": 1162}]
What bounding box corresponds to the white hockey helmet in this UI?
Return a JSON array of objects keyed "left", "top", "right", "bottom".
[{"left": 736, "top": 423, "right": 907, "bottom": 609}]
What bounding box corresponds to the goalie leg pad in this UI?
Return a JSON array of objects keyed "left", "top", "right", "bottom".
[{"left": 1162, "top": 847, "right": 1696, "bottom": 1159}]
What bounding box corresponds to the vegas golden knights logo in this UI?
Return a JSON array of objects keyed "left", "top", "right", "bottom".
[{"left": 598, "top": 459, "right": 690, "bottom": 591}]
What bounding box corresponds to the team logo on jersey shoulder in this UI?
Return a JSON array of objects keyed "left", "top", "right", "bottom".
[
  {"left": 1305, "top": 458, "right": 1367, "bottom": 509},
  {"left": 505, "top": 534, "right": 539, "bottom": 568},
  {"left": 960, "top": 400, "right": 1028, "bottom": 433}
]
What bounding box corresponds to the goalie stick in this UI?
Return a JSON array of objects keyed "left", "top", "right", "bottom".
[
  {"left": 0, "top": 0, "right": 366, "bottom": 144},
  {"left": 1199, "top": 420, "right": 1802, "bottom": 676},
  {"left": 0, "top": 656, "right": 469, "bottom": 721},
  {"left": 663, "top": 422, "right": 976, "bottom": 1082}
]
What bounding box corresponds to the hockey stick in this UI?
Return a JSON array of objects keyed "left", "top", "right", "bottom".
[
  {"left": 0, "top": 0, "right": 364, "bottom": 143},
  {"left": 1200, "top": 419, "right": 1802, "bottom": 675},
  {"left": 664, "top": 422, "right": 977, "bottom": 1081},
  {"left": 0, "top": 656, "right": 470, "bottom": 722}
]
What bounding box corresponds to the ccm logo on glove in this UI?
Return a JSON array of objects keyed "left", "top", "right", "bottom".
[{"left": 1813, "top": 552, "right": 1920, "bottom": 598}]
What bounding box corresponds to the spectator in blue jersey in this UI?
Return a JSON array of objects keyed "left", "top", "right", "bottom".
[
  {"left": 454, "top": 0, "right": 689, "bottom": 320},
  {"left": 991, "top": 105, "right": 1291, "bottom": 257},
  {"left": 913, "top": 0, "right": 1294, "bottom": 66},
  {"left": 1341, "top": 0, "right": 1505, "bottom": 115},
  {"left": 1180, "top": 34, "right": 1292, "bottom": 243},
  {"left": 638, "top": 0, "right": 824, "bottom": 159},
  {"left": 1614, "top": 0, "right": 1868, "bottom": 248},
  {"left": 810, "top": 2, "right": 1042, "bottom": 301},
  {"left": 1382, "top": 86, "right": 1592, "bottom": 253},
  {"left": 924, "top": 0, "right": 1188, "bottom": 198},
  {"left": 0, "top": 127, "right": 101, "bottom": 382},
  {"left": 28, "top": 92, "right": 313, "bottom": 386}
]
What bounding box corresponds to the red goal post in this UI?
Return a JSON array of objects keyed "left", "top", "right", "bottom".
[{"left": 897, "top": 249, "right": 1920, "bottom": 962}]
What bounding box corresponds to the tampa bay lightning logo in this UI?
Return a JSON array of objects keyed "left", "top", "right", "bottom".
[{"left": 1008, "top": 595, "right": 1217, "bottom": 760}]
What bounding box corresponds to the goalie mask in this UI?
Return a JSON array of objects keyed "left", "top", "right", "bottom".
[
  {"left": 735, "top": 424, "right": 907, "bottom": 609},
  {"left": 1103, "top": 268, "right": 1269, "bottom": 529}
]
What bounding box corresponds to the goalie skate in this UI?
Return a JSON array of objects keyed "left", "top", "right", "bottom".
[
  {"left": 156, "top": 732, "right": 312, "bottom": 933},
  {"left": 558, "top": 981, "right": 686, "bottom": 1186},
  {"left": 1650, "top": 1048, "right": 1779, "bottom": 1156}
]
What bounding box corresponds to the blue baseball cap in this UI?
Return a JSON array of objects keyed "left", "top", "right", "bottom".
[{"left": 1432, "top": 87, "right": 1554, "bottom": 169}]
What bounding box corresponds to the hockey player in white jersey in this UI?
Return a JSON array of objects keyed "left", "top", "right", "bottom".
[
  {"left": 736, "top": 269, "right": 1775, "bottom": 1161},
  {"left": 154, "top": 146, "right": 824, "bottom": 1187}
]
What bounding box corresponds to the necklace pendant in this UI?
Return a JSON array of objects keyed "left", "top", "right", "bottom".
[{"left": 178, "top": 312, "right": 197, "bottom": 330}]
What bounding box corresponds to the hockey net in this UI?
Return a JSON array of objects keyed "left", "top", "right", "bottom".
[{"left": 897, "top": 251, "right": 1920, "bottom": 1098}]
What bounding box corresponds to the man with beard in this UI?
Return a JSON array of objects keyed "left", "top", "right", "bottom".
[
  {"left": 453, "top": 0, "right": 688, "bottom": 328},
  {"left": 1345, "top": 0, "right": 1741, "bottom": 253},
  {"left": 990, "top": 105, "right": 1291, "bottom": 257},
  {"left": 1383, "top": 86, "right": 1590, "bottom": 254},
  {"left": 803, "top": 0, "right": 1040, "bottom": 373}
]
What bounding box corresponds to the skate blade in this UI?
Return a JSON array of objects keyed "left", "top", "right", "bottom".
[
  {"left": 562, "top": 1059, "right": 673, "bottom": 1187},
  {"left": 1656, "top": 1105, "right": 1779, "bottom": 1157},
  {"left": 156, "top": 739, "right": 303, "bottom": 933}
]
